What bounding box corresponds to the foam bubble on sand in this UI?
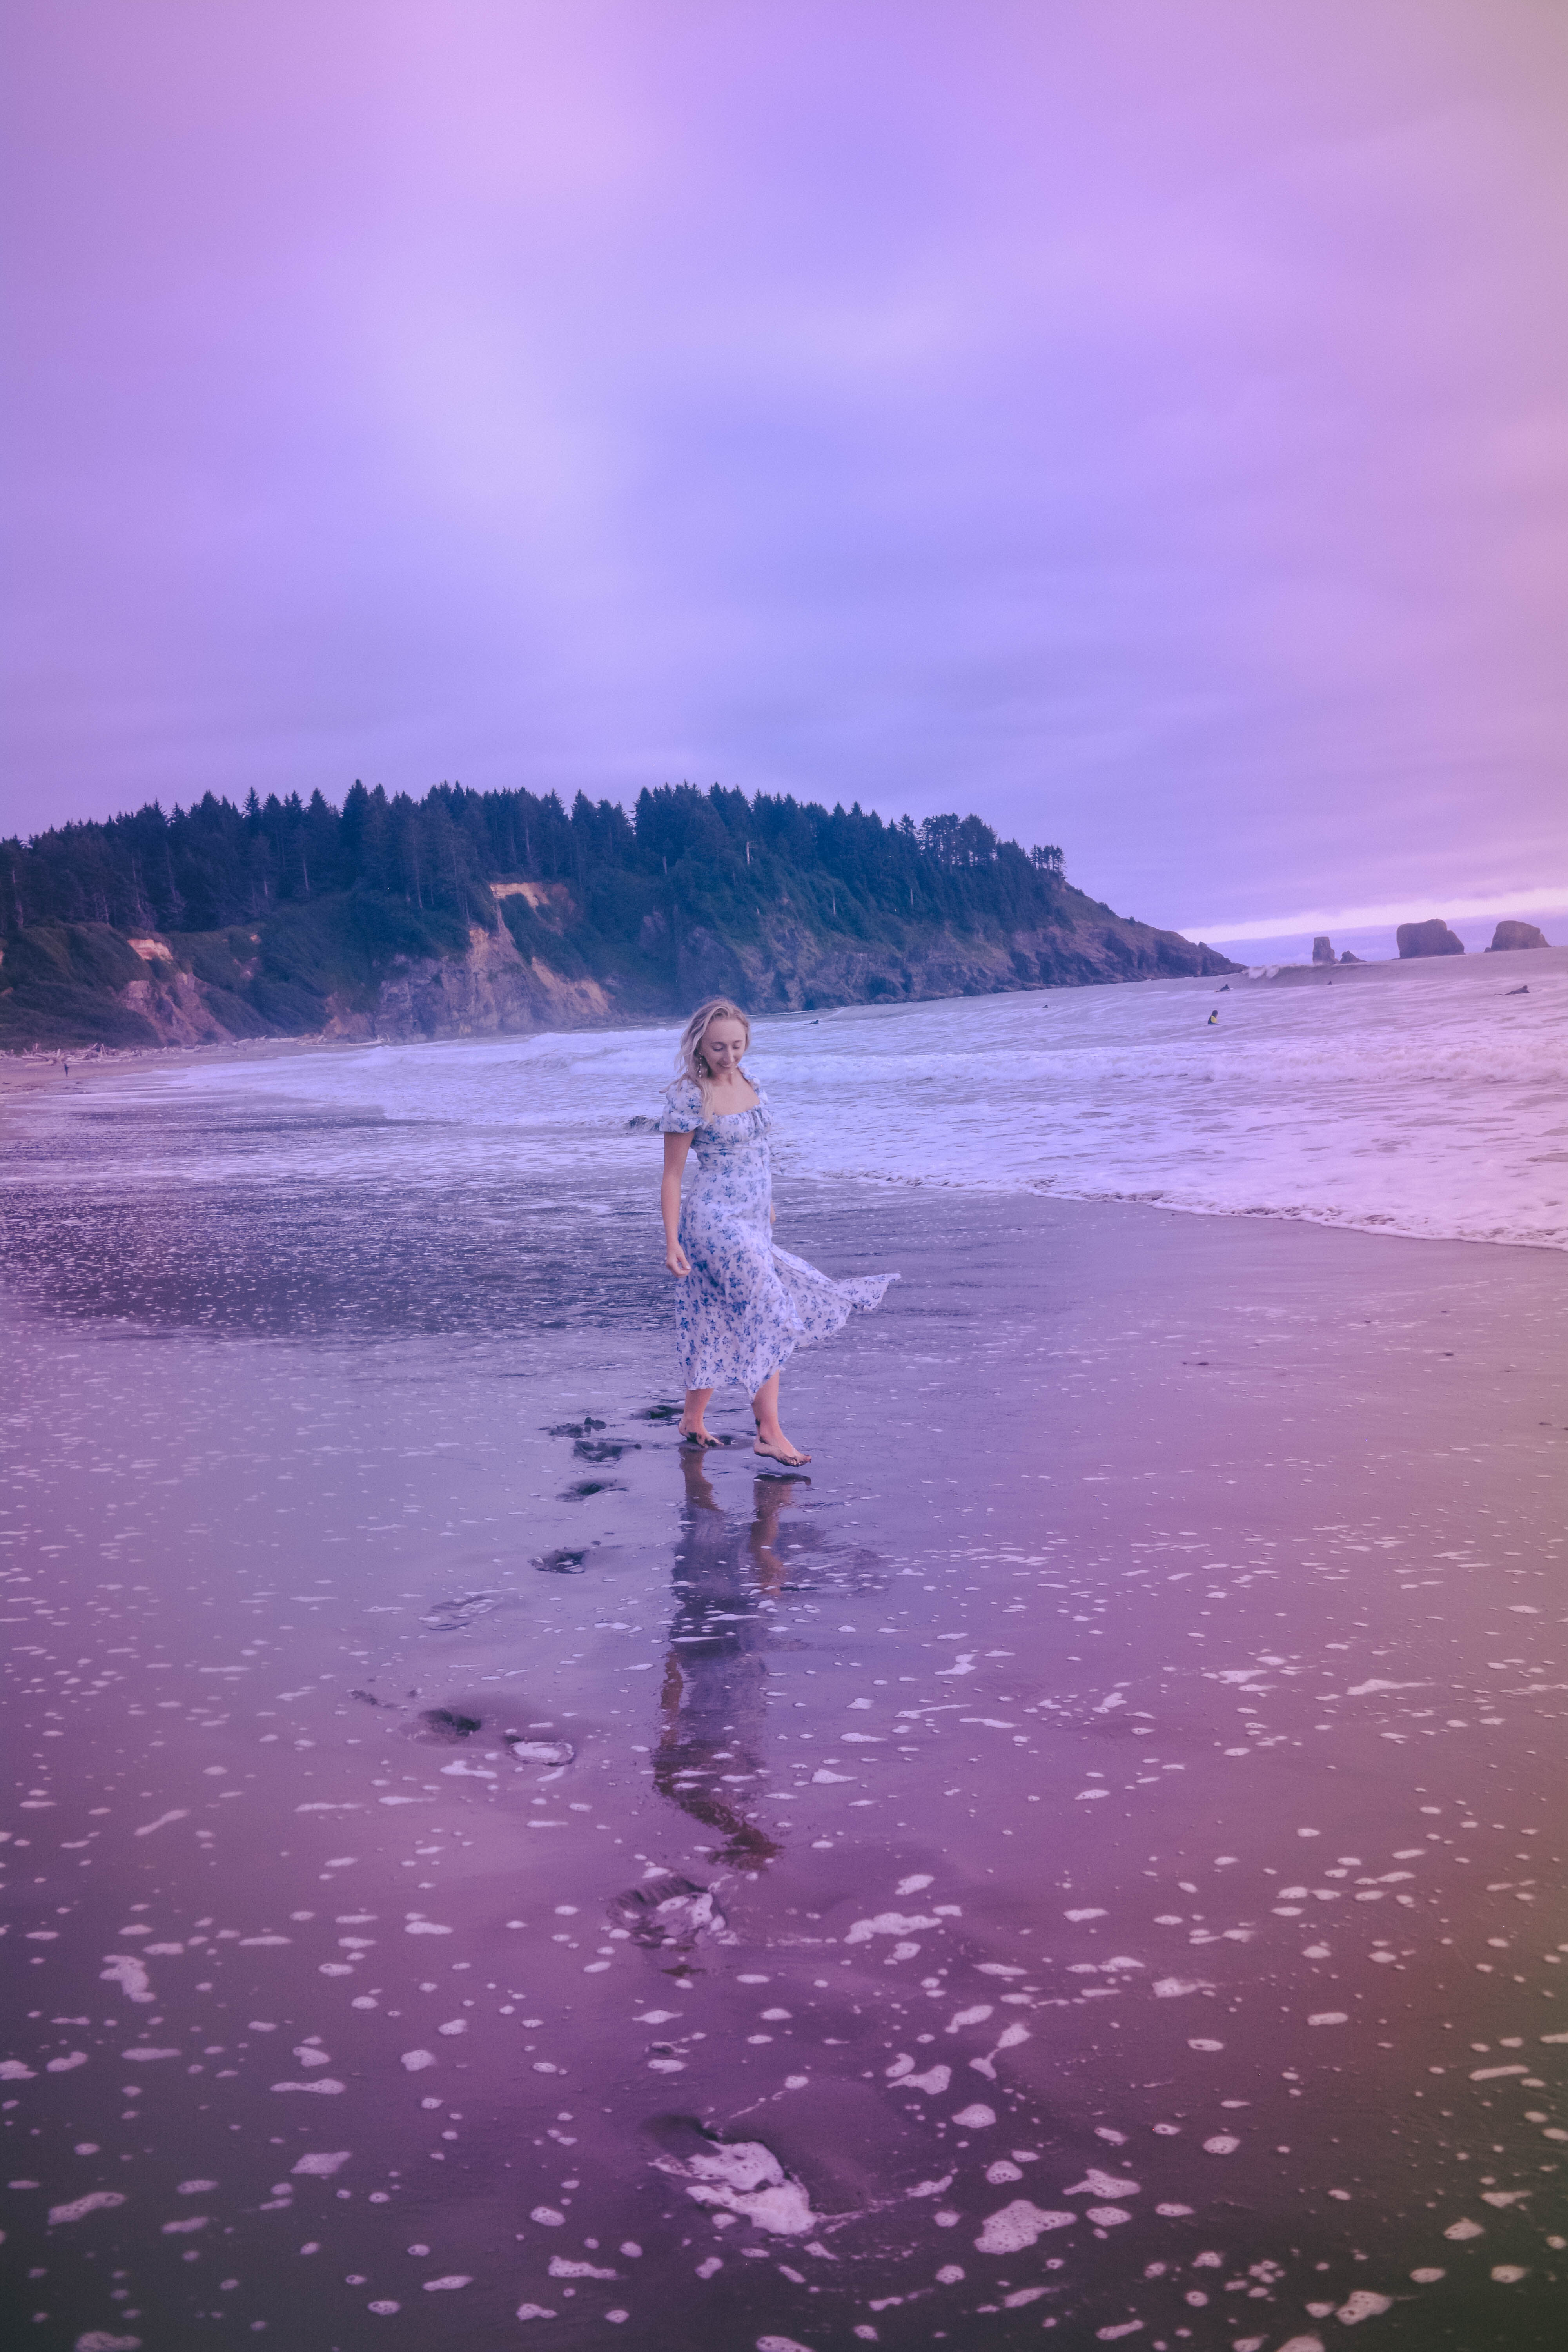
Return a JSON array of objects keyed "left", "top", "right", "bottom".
[
  {"left": 401, "top": 2050, "right": 436, "bottom": 2071},
  {"left": 292, "top": 2152, "right": 350, "bottom": 2176},
  {"left": 1067, "top": 2169, "right": 1141, "bottom": 2198},
  {"left": 0, "top": 2060, "right": 37, "bottom": 2080},
  {"left": 48, "top": 2190, "right": 127, "bottom": 2224},
  {"left": 656, "top": 2141, "right": 822, "bottom": 2236},
  {"left": 975, "top": 2200, "right": 1077, "bottom": 2253},
  {"left": 896, "top": 1874, "right": 935, "bottom": 1895},
  {"left": 75, "top": 2335, "right": 143, "bottom": 2350},
  {"left": 100, "top": 1956, "right": 153, "bottom": 2003},
  {"left": 844, "top": 1912, "right": 939, "bottom": 1945},
  {"left": 122, "top": 2047, "right": 179, "bottom": 2062},
  {"left": 1152, "top": 1978, "right": 1209, "bottom": 1998},
  {"left": 1336, "top": 2292, "right": 1393, "bottom": 2322},
  {"left": 894, "top": 2064, "right": 951, "bottom": 2094},
  {"left": 272, "top": 2078, "right": 346, "bottom": 2094}
]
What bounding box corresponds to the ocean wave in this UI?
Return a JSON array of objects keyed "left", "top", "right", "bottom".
[{"left": 20, "top": 947, "right": 1568, "bottom": 1251}]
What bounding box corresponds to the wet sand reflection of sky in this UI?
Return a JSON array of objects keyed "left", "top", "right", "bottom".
[{"left": 0, "top": 1070, "right": 1565, "bottom": 2350}]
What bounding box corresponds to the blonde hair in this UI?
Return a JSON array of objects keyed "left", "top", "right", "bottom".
[{"left": 673, "top": 997, "right": 751, "bottom": 1115}]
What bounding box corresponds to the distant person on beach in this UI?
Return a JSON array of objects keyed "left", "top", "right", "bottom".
[{"left": 658, "top": 997, "right": 895, "bottom": 1468}]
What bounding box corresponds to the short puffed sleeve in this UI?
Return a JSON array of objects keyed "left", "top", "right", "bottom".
[{"left": 658, "top": 1079, "right": 704, "bottom": 1134}]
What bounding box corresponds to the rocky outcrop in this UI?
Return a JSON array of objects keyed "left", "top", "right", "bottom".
[
  {"left": 1312, "top": 936, "right": 1334, "bottom": 964},
  {"left": 1487, "top": 919, "right": 1549, "bottom": 951},
  {"left": 1339, "top": 950, "right": 1363, "bottom": 964},
  {"left": 1396, "top": 919, "right": 1464, "bottom": 958}
]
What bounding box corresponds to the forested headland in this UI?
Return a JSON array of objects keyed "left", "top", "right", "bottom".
[{"left": 1, "top": 780, "right": 1235, "bottom": 1048}]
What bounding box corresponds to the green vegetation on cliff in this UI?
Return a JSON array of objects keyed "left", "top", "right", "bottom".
[{"left": 1, "top": 781, "right": 1232, "bottom": 1047}]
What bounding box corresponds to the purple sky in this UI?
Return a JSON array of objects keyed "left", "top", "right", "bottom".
[{"left": 4, "top": 2, "right": 1566, "bottom": 943}]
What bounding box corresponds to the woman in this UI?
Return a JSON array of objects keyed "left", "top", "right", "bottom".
[{"left": 658, "top": 998, "right": 896, "bottom": 1466}]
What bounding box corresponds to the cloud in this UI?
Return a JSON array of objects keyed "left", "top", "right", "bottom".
[{"left": 2, "top": 0, "right": 1565, "bottom": 931}]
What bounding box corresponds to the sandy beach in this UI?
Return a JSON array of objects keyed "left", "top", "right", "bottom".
[{"left": 2, "top": 1124, "right": 1564, "bottom": 2348}]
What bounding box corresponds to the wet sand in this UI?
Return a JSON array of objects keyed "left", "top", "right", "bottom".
[
  {"left": 1, "top": 1151, "right": 1565, "bottom": 2351},
  {"left": 0, "top": 1033, "right": 384, "bottom": 1106}
]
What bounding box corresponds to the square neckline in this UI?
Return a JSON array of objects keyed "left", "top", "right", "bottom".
[{"left": 706, "top": 1080, "right": 763, "bottom": 1120}]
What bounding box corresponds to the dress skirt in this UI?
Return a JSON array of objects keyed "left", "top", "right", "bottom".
[{"left": 659, "top": 1078, "right": 896, "bottom": 1394}]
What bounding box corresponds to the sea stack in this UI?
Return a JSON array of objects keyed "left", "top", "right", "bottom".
[
  {"left": 1339, "top": 950, "right": 1363, "bottom": 964},
  {"left": 1487, "top": 919, "right": 1549, "bottom": 951},
  {"left": 1312, "top": 936, "right": 1334, "bottom": 964},
  {"left": 1396, "top": 918, "right": 1464, "bottom": 958}
]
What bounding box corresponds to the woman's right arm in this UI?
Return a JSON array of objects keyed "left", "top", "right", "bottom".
[{"left": 661, "top": 1132, "right": 693, "bottom": 1274}]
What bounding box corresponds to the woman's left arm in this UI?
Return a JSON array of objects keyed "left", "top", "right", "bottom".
[{"left": 662, "top": 1132, "right": 693, "bottom": 1274}]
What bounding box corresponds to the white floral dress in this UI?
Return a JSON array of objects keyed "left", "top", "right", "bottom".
[{"left": 659, "top": 1076, "right": 897, "bottom": 1394}]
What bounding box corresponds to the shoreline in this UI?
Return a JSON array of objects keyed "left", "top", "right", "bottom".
[{"left": 6, "top": 990, "right": 1564, "bottom": 1258}]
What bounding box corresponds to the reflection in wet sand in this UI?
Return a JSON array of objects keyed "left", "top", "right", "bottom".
[{"left": 653, "top": 1454, "right": 810, "bottom": 1869}]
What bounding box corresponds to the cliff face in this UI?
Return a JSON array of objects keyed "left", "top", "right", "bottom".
[
  {"left": 664, "top": 889, "right": 1232, "bottom": 1017},
  {"left": 1, "top": 881, "right": 1236, "bottom": 1051},
  {"left": 321, "top": 920, "right": 614, "bottom": 1043},
  {"left": 331, "top": 882, "right": 1233, "bottom": 1045}
]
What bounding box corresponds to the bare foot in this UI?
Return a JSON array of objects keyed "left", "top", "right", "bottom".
[
  {"left": 754, "top": 1431, "right": 811, "bottom": 1467},
  {"left": 679, "top": 1420, "right": 718, "bottom": 1448}
]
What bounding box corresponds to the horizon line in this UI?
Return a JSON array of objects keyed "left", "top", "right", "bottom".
[{"left": 1181, "top": 886, "right": 1568, "bottom": 943}]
